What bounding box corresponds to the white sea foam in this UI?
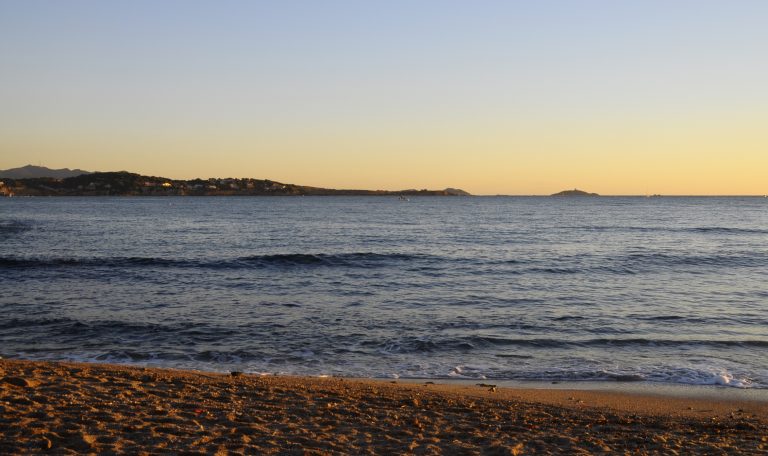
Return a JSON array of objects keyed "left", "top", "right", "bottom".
[
  {"left": 644, "top": 366, "right": 754, "bottom": 389},
  {"left": 702, "top": 371, "right": 752, "bottom": 388}
]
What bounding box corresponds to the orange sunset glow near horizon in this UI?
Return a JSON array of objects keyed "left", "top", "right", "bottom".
[{"left": 1, "top": 1, "right": 767, "bottom": 195}]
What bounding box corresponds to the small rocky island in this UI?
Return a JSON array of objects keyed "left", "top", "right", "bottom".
[{"left": 551, "top": 189, "right": 600, "bottom": 197}]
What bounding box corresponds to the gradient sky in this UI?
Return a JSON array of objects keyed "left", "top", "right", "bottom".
[{"left": 1, "top": 1, "right": 767, "bottom": 195}]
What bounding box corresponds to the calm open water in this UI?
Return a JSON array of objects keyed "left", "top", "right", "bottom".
[{"left": 1, "top": 196, "right": 767, "bottom": 388}]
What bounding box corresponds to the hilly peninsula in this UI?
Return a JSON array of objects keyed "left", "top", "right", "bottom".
[{"left": 0, "top": 168, "right": 470, "bottom": 197}]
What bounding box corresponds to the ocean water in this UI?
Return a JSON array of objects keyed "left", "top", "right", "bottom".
[{"left": 1, "top": 196, "right": 767, "bottom": 388}]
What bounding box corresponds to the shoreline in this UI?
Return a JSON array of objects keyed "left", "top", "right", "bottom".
[
  {"left": 395, "top": 377, "right": 768, "bottom": 403},
  {"left": 1, "top": 359, "right": 766, "bottom": 454}
]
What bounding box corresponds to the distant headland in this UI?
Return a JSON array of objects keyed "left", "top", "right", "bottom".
[
  {"left": 550, "top": 189, "right": 600, "bottom": 197},
  {"left": 0, "top": 165, "right": 470, "bottom": 197}
]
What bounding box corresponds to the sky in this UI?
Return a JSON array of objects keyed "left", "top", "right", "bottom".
[{"left": 1, "top": 1, "right": 767, "bottom": 195}]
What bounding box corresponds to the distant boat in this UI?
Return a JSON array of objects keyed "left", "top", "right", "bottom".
[{"left": 398, "top": 195, "right": 410, "bottom": 202}]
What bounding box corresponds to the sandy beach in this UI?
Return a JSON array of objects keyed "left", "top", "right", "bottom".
[{"left": 0, "top": 359, "right": 766, "bottom": 454}]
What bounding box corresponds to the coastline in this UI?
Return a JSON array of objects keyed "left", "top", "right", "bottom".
[
  {"left": 1, "top": 359, "right": 765, "bottom": 454},
  {"left": 394, "top": 378, "right": 768, "bottom": 404}
]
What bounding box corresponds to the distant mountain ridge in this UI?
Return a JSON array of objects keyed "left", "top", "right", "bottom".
[
  {"left": 0, "top": 164, "right": 92, "bottom": 179},
  {"left": 0, "top": 169, "right": 470, "bottom": 197}
]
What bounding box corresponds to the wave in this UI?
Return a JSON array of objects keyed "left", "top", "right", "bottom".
[
  {"left": 236, "top": 252, "right": 423, "bottom": 268},
  {"left": 684, "top": 227, "right": 768, "bottom": 235},
  {"left": 527, "top": 251, "right": 767, "bottom": 275},
  {"left": 0, "top": 252, "right": 437, "bottom": 270},
  {"left": 0, "top": 317, "right": 242, "bottom": 342},
  {"left": 366, "top": 336, "right": 768, "bottom": 354},
  {"left": 11, "top": 316, "right": 767, "bottom": 353},
  {"left": 2, "top": 249, "right": 766, "bottom": 275},
  {"left": 3, "top": 318, "right": 763, "bottom": 389},
  {"left": 481, "top": 367, "right": 755, "bottom": 388},
  {"left": 569, "top": 225, "right": 768, "bottom": 235},
  {"left": 619, "top": 252, "right": 768, "bottom": 270}
]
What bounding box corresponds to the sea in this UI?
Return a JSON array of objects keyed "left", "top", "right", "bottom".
[{"left": 2, "top": 196, "right": 767, "bottom": 389}]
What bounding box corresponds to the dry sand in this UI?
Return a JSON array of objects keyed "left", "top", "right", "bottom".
[{"left": 1, "top": 359, "right": 766, "bottom": 454}]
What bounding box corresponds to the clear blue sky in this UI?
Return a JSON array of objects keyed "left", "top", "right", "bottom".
[{"left": 2, "top": 1, "right": 767, "bottom": 194}]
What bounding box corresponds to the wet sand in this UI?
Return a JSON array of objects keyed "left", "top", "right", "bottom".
[{"left": 1, "top": 359, "right": 766, "bottom": 454}]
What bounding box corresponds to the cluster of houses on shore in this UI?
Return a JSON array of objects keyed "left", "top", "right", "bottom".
[
  {"left": 150, "top": 178, "right": 289, "bottom": 193},
  {"left": 0, "top": 173, "right": 299, "bottom": 197},
  {"left": 134, "top": 178, "right": 290, "bottom": 195},
  {"left": 0, "top": 181, "right": 13, "bottom": 197}
]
